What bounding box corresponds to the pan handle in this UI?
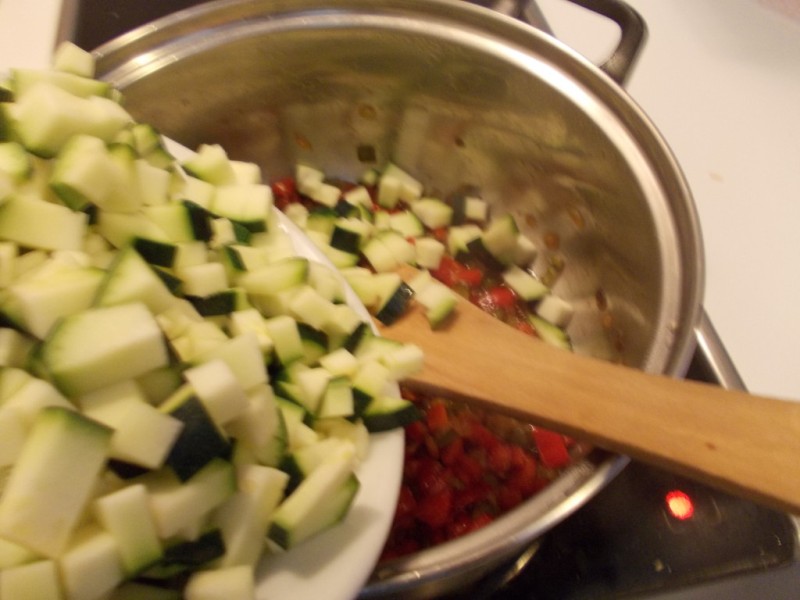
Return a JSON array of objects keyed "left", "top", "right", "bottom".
[
  {"left": 689, "top": 310, "right": 747, "bottom": 392},
  {"left": 490, "top": 0, "right": 647, "bottom": 85},
  {"left": 558, "top": 0, "right": 647, "bottom": 85}
]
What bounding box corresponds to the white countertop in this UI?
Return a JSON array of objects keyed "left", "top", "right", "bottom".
[{"left": 2, "top": 0, "right": 799, "bottom": 402}]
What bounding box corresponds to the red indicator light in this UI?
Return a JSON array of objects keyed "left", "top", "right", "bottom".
[{"left": 665, "top": 490, "right": 695, "bottom": 520}]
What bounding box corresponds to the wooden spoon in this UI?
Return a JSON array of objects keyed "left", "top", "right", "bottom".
[{"left": 377, "top": 266, "right": 800, "bottom": 515}]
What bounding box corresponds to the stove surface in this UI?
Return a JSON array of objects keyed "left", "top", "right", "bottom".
[{"left": 474, "top": 461, "right": 797, "bottom": 599}]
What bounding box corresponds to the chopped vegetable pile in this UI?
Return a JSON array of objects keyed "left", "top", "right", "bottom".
[
  {"left": 0, "top": 43, "right": 424, "bottom": 600},
  {"left": 269, "top": 151, "right": 583, "bottom": 559}
]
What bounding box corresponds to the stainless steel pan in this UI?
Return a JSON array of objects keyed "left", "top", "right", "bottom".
[{"left": 92, "top": 1, "right": 706, "bottom": 596}]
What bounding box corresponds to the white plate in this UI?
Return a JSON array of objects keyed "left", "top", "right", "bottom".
[{"left": 0, "top": 90, "right": 403, "bottom": 597}]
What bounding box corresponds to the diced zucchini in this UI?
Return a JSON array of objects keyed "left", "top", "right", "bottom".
[
  {"left": 512, "top": 233, "right": 538, "bottom": 267},
  {"left": 414, "top": 236, "right": 445, "bottom": 270},
  {"left": 318, "top": 347, "right": 360, "bottom": 377},
  {"left": 60, "top": 525, "right": 125, "bottom": 600},
  {"left": 139, "top": 458, "right": 236, "bottom": 539},
  {"left": 4, "top": 264, "right": 103, "bottom": 338},
  {"left": 361, "top": 236, "right": 399, "bottom": 273},
  {"left": 144, "top": 201, "right": 213, "bottom": 242},
  {"left": 0, "top": 407, "right": 112, "bottom": 557},
  {"left": 0, "top": 375, "right": 73, "bottom": 427},
  {"left": 362, "top": 395, "right": 422, "bottom": 432},
  {"left": 298, "top": 322, "right": 328, "bottom": 365},
  {"left": 447, "top": 224, "right": 483, "bottom": 257},
  {"left": 280, "top": 437, "right": 354, "bottom": 492},
  {"left": 330, "top": 217, "right": 371, "bottom": 254},
  {"left": 50, "top": 133, "right": 140, "bottom": 212},
  {"left": 10, "top": 68, "right": 110, "bottom": 99},
  {"left": 93, "top": 484, "right": 163, "bottom": 576},
  {"left": 159, "top": 388, "right": 232, "bottom": 481},
  {"left": 350, "top": 360, "right": 391, "bottom": 414},
  {"left": 192, "top": 332, "right": 267, "bottom": 390},
  {"left": 502, "top": 265, "right": 549, "bottom": 301},
  {"left": 529, "top": 314, "right": 572, "bottom": 350},
  {"left": 376, "top": 230, "right": 415, "bottom": 265},
  {"left": 52, "top": 41, "right": 95, "bottom": 78},
  {"left": 536, "top": 294, "right": 575, "bottom": 328},
  {"left": 184, "top": 565, "right": 255, "bottom": 600},
  {"left": 0, "top": 194, "right": 87, "bottom": 251},
  {"left": 304, "top": 206, "right": 337, "bottom": 238},
  {"left": 181, "top": 144, "right": 237, "bottom": 186},
  {"left": 372, "top": 273, "right": 414, "bottom": 326},
  {"left": 262, "top": 315, "right": 304, "bottom": 366},
  {"left": 141, "top": 529, "right": 226, "bottom": 580},
  {"left": 317, "top": 376, "right": 355, "bottom": 419},
  {"left": 479, "top": 213, "right": 519, "bottom": 265},
  {"left": 79, "top": 380, "right": 183, "bottom": 469},
  {"left": 211, "top": 183, "right": 273, "bottom": 233},
  {"left": 183, "top": 359, "right": 248, "bottom": 426},
  {"left": 0, "top": 405, "right": 27, "bottom": 468},
  {"left": 225, "top": 384, "right": 284, "bottom": 463},
  {"left": 0, "top": 559, "right": 62, "bottom": 600},
  {"left": 40, "top": 302, "right": 169, "bottom": 396},
  {"left": 10, "top": 81, "right": 131, "bottom": 157},
  {"left": 237, "top": 257, "right": 309, "bottom": 297},
  {"left": 342, "top": 185, "right": 373, "bottom": 209},
  {"left": 288, "top": 285, "right": 337, "bottom": 331},
  {"left": 388, "top": 210, "right": 425, "bottom": 238},
  {"left": 268, "top": 444, "right": 358, "bottom": 549},
  {"left": 377, "top": 163, "right": 422, "bottom": 208},
  {"left": 95, "top": 210, "right": 168, "bottom": 249},
  {"left": 378, "top": 343, "right": 425, "bottom": 380},
  {"left": 411, "top": 197, "right": 453, "bottom": 229},
  {"left": 0, "top": 141, "right": 31, "bottom": 183},
  {"left": 93, "top": 245, "right": 179, "bottom": 314},
  {"left": 451, "top": 194, "right": 488, "bottom": 224},
  {"left": 321, "top": 303, "right": 365, "bottom": 350},
  {"left": 407, "top": 270, "right": 456, "bottom": 328},
  {"left": 178, "top": 261, "right": 228, "bottom": 297}
]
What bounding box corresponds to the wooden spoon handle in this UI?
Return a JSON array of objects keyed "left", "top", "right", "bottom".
[{"left": 378, "top": 275, "right": 800, "bottom": 514}]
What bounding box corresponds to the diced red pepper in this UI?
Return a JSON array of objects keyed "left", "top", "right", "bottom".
[
  {"left": 431, "top": 227, "right": 449, "bottom": 243},
  {"left": 453, "top": 483, "right": 491, "bottom": 511},
  {"left": 416, "top": 488, "right": 453, "bottom": 528},
  {"left": 532, "top": 428, "right": 571, "bottom": 469},
  {"left": 425, "top": 400, "right": 450, "bottom": 433},
  {"left": 456, "top": 265, "right": 484, "bottom": 287},
  {"left": 487, "top": 285, "right": 517, "bottom": 308},
  {"left": 497, "top": 486, "right": 524, "bottom": 511},
  {"left": 405, "top": 420, "right": 427, "bottom": 443},
  {"left": 446, "top": 511, "right": 493, "bottom": 539},
  {"left": 271, "top": 177, "right": 298, "bottom": 209},
  {"left": 440, "top": 437, "right": 464, "bottom": 467},
  {"left": 453, "top": 453, "right": 484, "bottom": 486},
  {"left": 414, "top": 458, "right": 448, "bottom": 497},
  {"left": 431, "top": 256, "right": 483, "bottom": 288},
  {"left": 466, "top": 421, "right": 500, "bottom": 451},
  {"left": 488, "top": 443, "right": 513, "bottom": 474}
]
